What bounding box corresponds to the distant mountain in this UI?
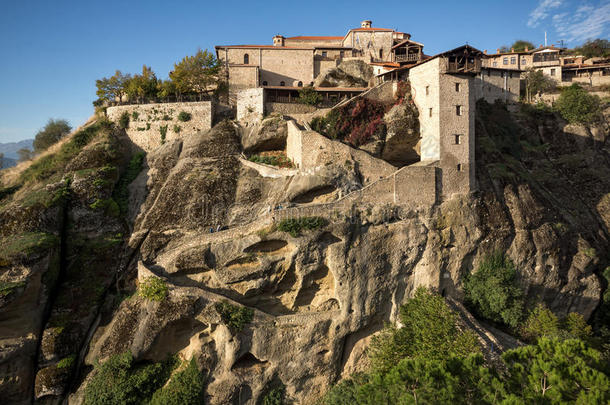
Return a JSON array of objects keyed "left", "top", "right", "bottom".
[
  {"left": 1, "top": 156, "right": 17, "bottom": 169},
  {"left": 0, "top": 139, "right": 34, "bottom": 160}
]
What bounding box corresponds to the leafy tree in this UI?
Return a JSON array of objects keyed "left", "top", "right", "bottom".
[
  {"left": 33, "top": 119, "right": 71, "bottom": 153},
  {"left": 149, "top": 358, "right": 204, "bottom": 405},
  {"left": 170, "top": 49, "right": 220, "bottom": 100},
  {"left": 298, "top": 85, "right": 322, "bottom": 105},
  {"left": 464, "top": 252, "right": 524, "bottom": 328},
  {"left": 96, "top": 70, "right": 131, "bottom": 103},
  {"left": 511, "top": 40, "right": 535, "bottom": 52},
  {"left": 502, "top": 338, "right": 610, "bottom": 403},
  {"left": 368, "top": 288, "right": 480, "bottom": 373},
  {"left": 125, "top": 65, "right": 158, "bottom": 103},
  {"left": 555, "top": 83, "right": 601, "bottom": 124},
  {"left": 17, "top": 148, "right": 33, "bottom": 162},
  {"left": 156, "top": 79, "right": 178, "bottom": 102},
  {"left": 522, "top": 304, "right": 561, "bottom": 341},
  {"left": 572, "top": 39, "right": 610, "bottom": 58},
  {"left": 498, "top": 45, "right": 510, "bottom": 53},
  {"left": 523, "top": 68, "right": 555, "bottom": 102}
]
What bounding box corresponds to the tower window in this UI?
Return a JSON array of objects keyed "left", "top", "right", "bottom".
[
  {"left": 297, "top": 81, "right": 303, "bottom": 87},
  {"left": 457, "top": 163, "right": 463, "bottom": 172},
  {"left": 454, "top": 134, "right": 462, "bottom": 144},
  {"left": 244, "top": 54, "right": 249, "bottom": 64},
  {"left": 322, "top": 51, "right": 327, "bottom": 57},
  {"left": 425, "top": 85, "right": 430, "bottom": 95},
  {"left": 340, "top": 50, "right": 345, "bottom": 58},
  {"left": 455, "top": 83, "right": 460, "bottom": 92},
  {"left": 280, "top": 81, "right": 285, "bottom": 86},
  {"left": 456, "top": 105, "right": 462, "bottom": 116},
  {"left": 379, "top": 49, "right": 383, "bottom": 59},
  {"left": 429, "top": 108, "right": 433, "bottom": 117}
]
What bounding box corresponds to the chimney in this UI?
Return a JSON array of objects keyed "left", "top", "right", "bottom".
[
  {"left": 497, "top": 48, "right": 500, "bottom": 53},
  {"left": 525, "top": 46, "right": 529, "bottom": 52},
  {"left": 273, "top": 35, "right": 284, "bottom": 47},
  {"left": 361, "top": 20, "right": 372, "bottom": 28},
  {"left": 511, "top": 47, "right": 515, "bottom": 52},
  {"left": 484, "top": 50, "right": 487, "bottom": 54}
]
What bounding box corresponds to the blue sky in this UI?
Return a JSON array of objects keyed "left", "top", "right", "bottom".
[{"left": 0, "top": 0, "right": 608, "bottom": 143}]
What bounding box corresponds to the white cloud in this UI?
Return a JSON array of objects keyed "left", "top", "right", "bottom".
[
  {"left": 528, "top": 0, "right": 564, "bottom": 27},
  {"left": 553, "top": 2, "right": 610, "bottom": 42}
]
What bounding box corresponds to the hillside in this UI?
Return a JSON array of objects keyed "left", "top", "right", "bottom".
[{"left": 0, "top": 99, "right": 608, "bottom": 404}]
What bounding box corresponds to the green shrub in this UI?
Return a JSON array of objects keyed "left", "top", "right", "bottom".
[
  {"left": 261, "top": 384, "right": 285, "bottom": 405},
  {"left": 177, "top": 111, "right": 192, "bottom": 122},
  {"left": 464, "top": 252, "right": 524, "bottom": 328},
  {"left": 277, "top": 217, "right": 327, "bottom": 237},
  {"left": 298, "top": 86, "right": 322, "bottom": 106},
  {"left": 57, "top": 355, "right": 76, "bottom": 369},
  {"left": 215, "top": 301, "right": 253, "bottom": 332},
  {"left": 160, "top": 125, "right": 168, "bottom": 144},
  {"left": 119, "top": 112, "right": 130, "bottom": 129},
  {"left": 173, "top": 125, "right": 181, "bottom": 134},
  {"left": 83, "top": 351, "right": 176, "bottom": 405},
  {"left": 112, "top": 152, "right": 145, "bottom": 216},
  {"left": 89, "top": 198, "right": 120, "bottom": 217},
  {"left": 138, "top": 277, "right": 169, "bottom": 301},
  {"left": 522, "top": 304, "right": 593, "bottom": 343},
  {"left": 0, "top": 281, "right": 26, "bottom": 297},
  {"left": 131, "top": 111, "right": 139, "bottom": 120},
  {"left": 555, "top": 84, "right": 601, "bottom": 124},
  {"left": 149, "top": 358, "right": 204, "bottom": 405},
  {"left": 368, "top": 288, "right": 480, "bottom": 374},
  {"left": 0, "top": 232, "right": 59, "bottom": 262},
  {"left": 162, "top": 114, "right": 172, "bottom": 121},
  {"left": 248, "top": 154, "right": 293, "bottom": 168}
]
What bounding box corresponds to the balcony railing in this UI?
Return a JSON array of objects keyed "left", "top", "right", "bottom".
[
  {"left": 395, "top": 54, "right": 420, "bottom": 63},
  {"left": 444, "top": 58, "right": 482, "bottom": 74}
]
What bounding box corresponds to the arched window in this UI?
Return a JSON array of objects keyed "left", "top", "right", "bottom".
[
  {"left": 379, "top": 49, "right": 383, "bottom": 59},
  {"left": 262, "top": 81, "right": 268, "bottom": 86},
  {"left": 297, "top": 81, "right": 303, "bottom": 87},
  {"left": 244, "top": 54, "right": 249, "bottom": 64},
  {"left": 280, "top": 81, "right": 285, "bottom": 86}
]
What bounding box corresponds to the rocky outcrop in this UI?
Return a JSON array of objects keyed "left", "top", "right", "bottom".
[
  {"left": 241, "top": 115, "right": 288, "bottom": 154},
  {"left": 314, "top": 60, "right": 373, "bottom": 88},
  {"left": 381, "top": 102, "right": 421, "bottom": 166}
]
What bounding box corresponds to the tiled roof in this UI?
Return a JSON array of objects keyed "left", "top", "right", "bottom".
[
  {"left": 286, "top": 36, "right": 344, "bottom": 40},
  {"left": 215, "top": 45, "right": 314, "bottom": 50}
]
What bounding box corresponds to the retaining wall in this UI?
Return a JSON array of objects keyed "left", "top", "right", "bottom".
[{"left": 107, "top": 101, "right": 213, "bottom": 151}]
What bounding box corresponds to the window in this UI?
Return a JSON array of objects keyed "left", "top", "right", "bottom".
[
  {"left": 456, "top": 105, "right": 462, "bottom": 116},
  {"left": 340, "top": 50, "right": 345, "bottom": 58},
  {"left": 321, "top": 51, "right": 327, "bottom": 57},
  {"left": 379, "top": 49, "right": 383, "bottom": 59},
  {"left": 262, "top": 81, "right": 268, "bottom": 86},
  {"left": 429, "top": 108, "right": 433, "bottom": 117},
  {"left": 297, "top": 81, "right": 303, "bottom": 87},
  {"left": 510, "top": 57, "right": 516, "bottom": 65},
  {"left": 280, "top": 81, "right": 285, "bottom": 86},
  {"left": 454, "top": 134, "right": 462, "bottom": 144},
  {"left": 509, "top": 72, "right": 513, "bottom": 78},
  {"left": 457, "top": 163, "right": 463, "bottom": 172},
  {"left": 500, "top": 71, "right": 504, "bottom": 78},
  {"left": 244, "top": 54, "right": 249, "bottom": 64},
  {"left": 455, "top": 83, "right": 460, "bottom": 92},
  {"left": 522, "top": 58, "right": 527, "bottom": 65},
  {"left": 503, "top": 57, "right": 508, "bottom": 65},
  {"left": 493, "top": 61, "right": 498, "bottom": 67},
  {"left": 425, "top": 85, "right": 429, "bottom": 95},
  {"left": 550, "top": 68, "right": 556, "bottom": 76}
]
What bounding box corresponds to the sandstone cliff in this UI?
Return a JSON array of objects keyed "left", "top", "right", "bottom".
[{"left": 0, "top": 101, "right": 607, "bottom": 404}]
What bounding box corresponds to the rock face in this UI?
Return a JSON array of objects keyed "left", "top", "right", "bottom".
[
  {"left": 381, "top": 102, "right": 421, "bottom": 166},
  {"left": 0, "top": 103, "right": 608, "bottom": 404},
  {"left": 241, "top": 115, "right": 288, "bottom": 154},
  {"left": 314, "top": 60, "right": 373, "bottom": 88}
]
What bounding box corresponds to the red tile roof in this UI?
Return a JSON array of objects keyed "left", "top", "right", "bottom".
[
  {"left": 351, "top": 27, "right": 394, "bottom": 32},
  {"left": 286, "top": 36, "right": 344, "bottom": 40},
  {"left": 215, "top": 45, "right": 314, "bottom": 50}
]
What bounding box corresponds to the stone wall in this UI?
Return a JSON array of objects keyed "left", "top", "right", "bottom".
[
  {"left": 475, "top": 68, "right": 520, "bottom": 103},
  {"left": 409, "top": 58, "right": 441, "bottom": 161},
  {"left": 237, "top": 88, "right": 265, "bottom": 122},
  {"left": 107, "top": 101, "right": 213, "bottom": 152},
  {"left": 265, "top": 102, "right": 317, "bottom": 115},
  {"left": 228, "top": 65, "right": 259, "bottom": 102}
]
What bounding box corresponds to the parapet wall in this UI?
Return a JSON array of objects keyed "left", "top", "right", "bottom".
[
  {"left": 265, "top": 102, "right": 317, "bottom": 115},
  {"left": 107, "top": 101, "right": 213, "bottom": 151}
]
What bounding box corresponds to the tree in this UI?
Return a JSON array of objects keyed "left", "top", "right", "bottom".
[
  {"left": 33, "top": 119, "right": 72, "bottom": 153},
  {"left": 368, "top": 288, "right": 480, "bottom": 373},
  {"left": 464, "top": 252, "right": 524, "bottom": 328},
  {"left": 170, "top": 49, "right": 220, "bottom": 100},
  {"left": 511, "top": 40, "right": 535, "bottom": 52},
  {"left": 572, "top": 39, "right": 610, "bottom": 58},
  {"left": 298, "top": 85, "right": 322, "bottom": 105},
  {"left": 555, "top": 83, "right": 601, "bottom": 124},
  {"left": 523, "top": 68, "right": 555, "bottom": 102},
  {"left": 502, "top": 338, "right": 609, "bottom": 403},
  {"left": 156, "top": 79, "right": 178, "bottom": 102},
  {"left": 522, "top": 304, "right": 561, "bottom": 341},
  {"left": 96, "top": 70, "right": 131, "bottom": 104},
  {"left": 126, "top": 65, "right": 158, "bottom": 104},
  {"left": 0, "top": 153, "right": 4, "bottom": 168},
  {"left": 17, "top": 148, "right": 33, "bottom": 162}
]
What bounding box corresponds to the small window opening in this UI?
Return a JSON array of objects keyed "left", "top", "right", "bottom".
[
  {"left": 244, "top": 54, "right": 249, "bottom": 64},
  {"left": 425, "top": 85, "right": 430, "bottom": 95},
  {"left": 297, "top": 81, "right": 303, "bottom": 87},
  {"left": 280, "top": 81, "right": 285, "bottom": 86},
  {"left": 455, "top": 82, "right": 460, "bottom": 92},
  {"left": 454, "top": 134, "right": 462, "bottom": 144},
  {"left": 456, "top": 105, "right": 462, "bottom": 116},
  {"left": 321, "top": 51, "right": 327, "bottom": 57},
  {"left": 429, "top": 108, "right": 433, "bottom": 117},
  {"left": 379, "top": 49, "right": 383, "bottom": 59},
  {"left": 457, "top": 163, "right": 463, "bottom": 172},
  {"left": 262, "top": 81, "right": 268, "bottom": 86}
]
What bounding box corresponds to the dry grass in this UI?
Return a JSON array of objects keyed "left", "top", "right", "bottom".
[{"left": 0, "top": 115, "right": 97, "bottom": 186}]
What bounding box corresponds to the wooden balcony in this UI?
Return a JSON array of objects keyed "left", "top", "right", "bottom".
[
  {"left": 443, "top": 57, "right": 482, "bottom": 74},
  {"left": 395, "top": 54, "right": 420, "bottom": 63}
]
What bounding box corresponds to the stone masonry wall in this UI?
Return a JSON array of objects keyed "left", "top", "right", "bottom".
[
  {"left": 265, "top": 102, "right": 317, "bottom": 115},
  {"left": 237, "top": 88, "right": 265, "bottom": 122},
  {"left": 107, "top": 101, "right": 213, "bottom": 152},
  {"left": 475, "top": 68, "right": 520, "bottom": 103}
]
